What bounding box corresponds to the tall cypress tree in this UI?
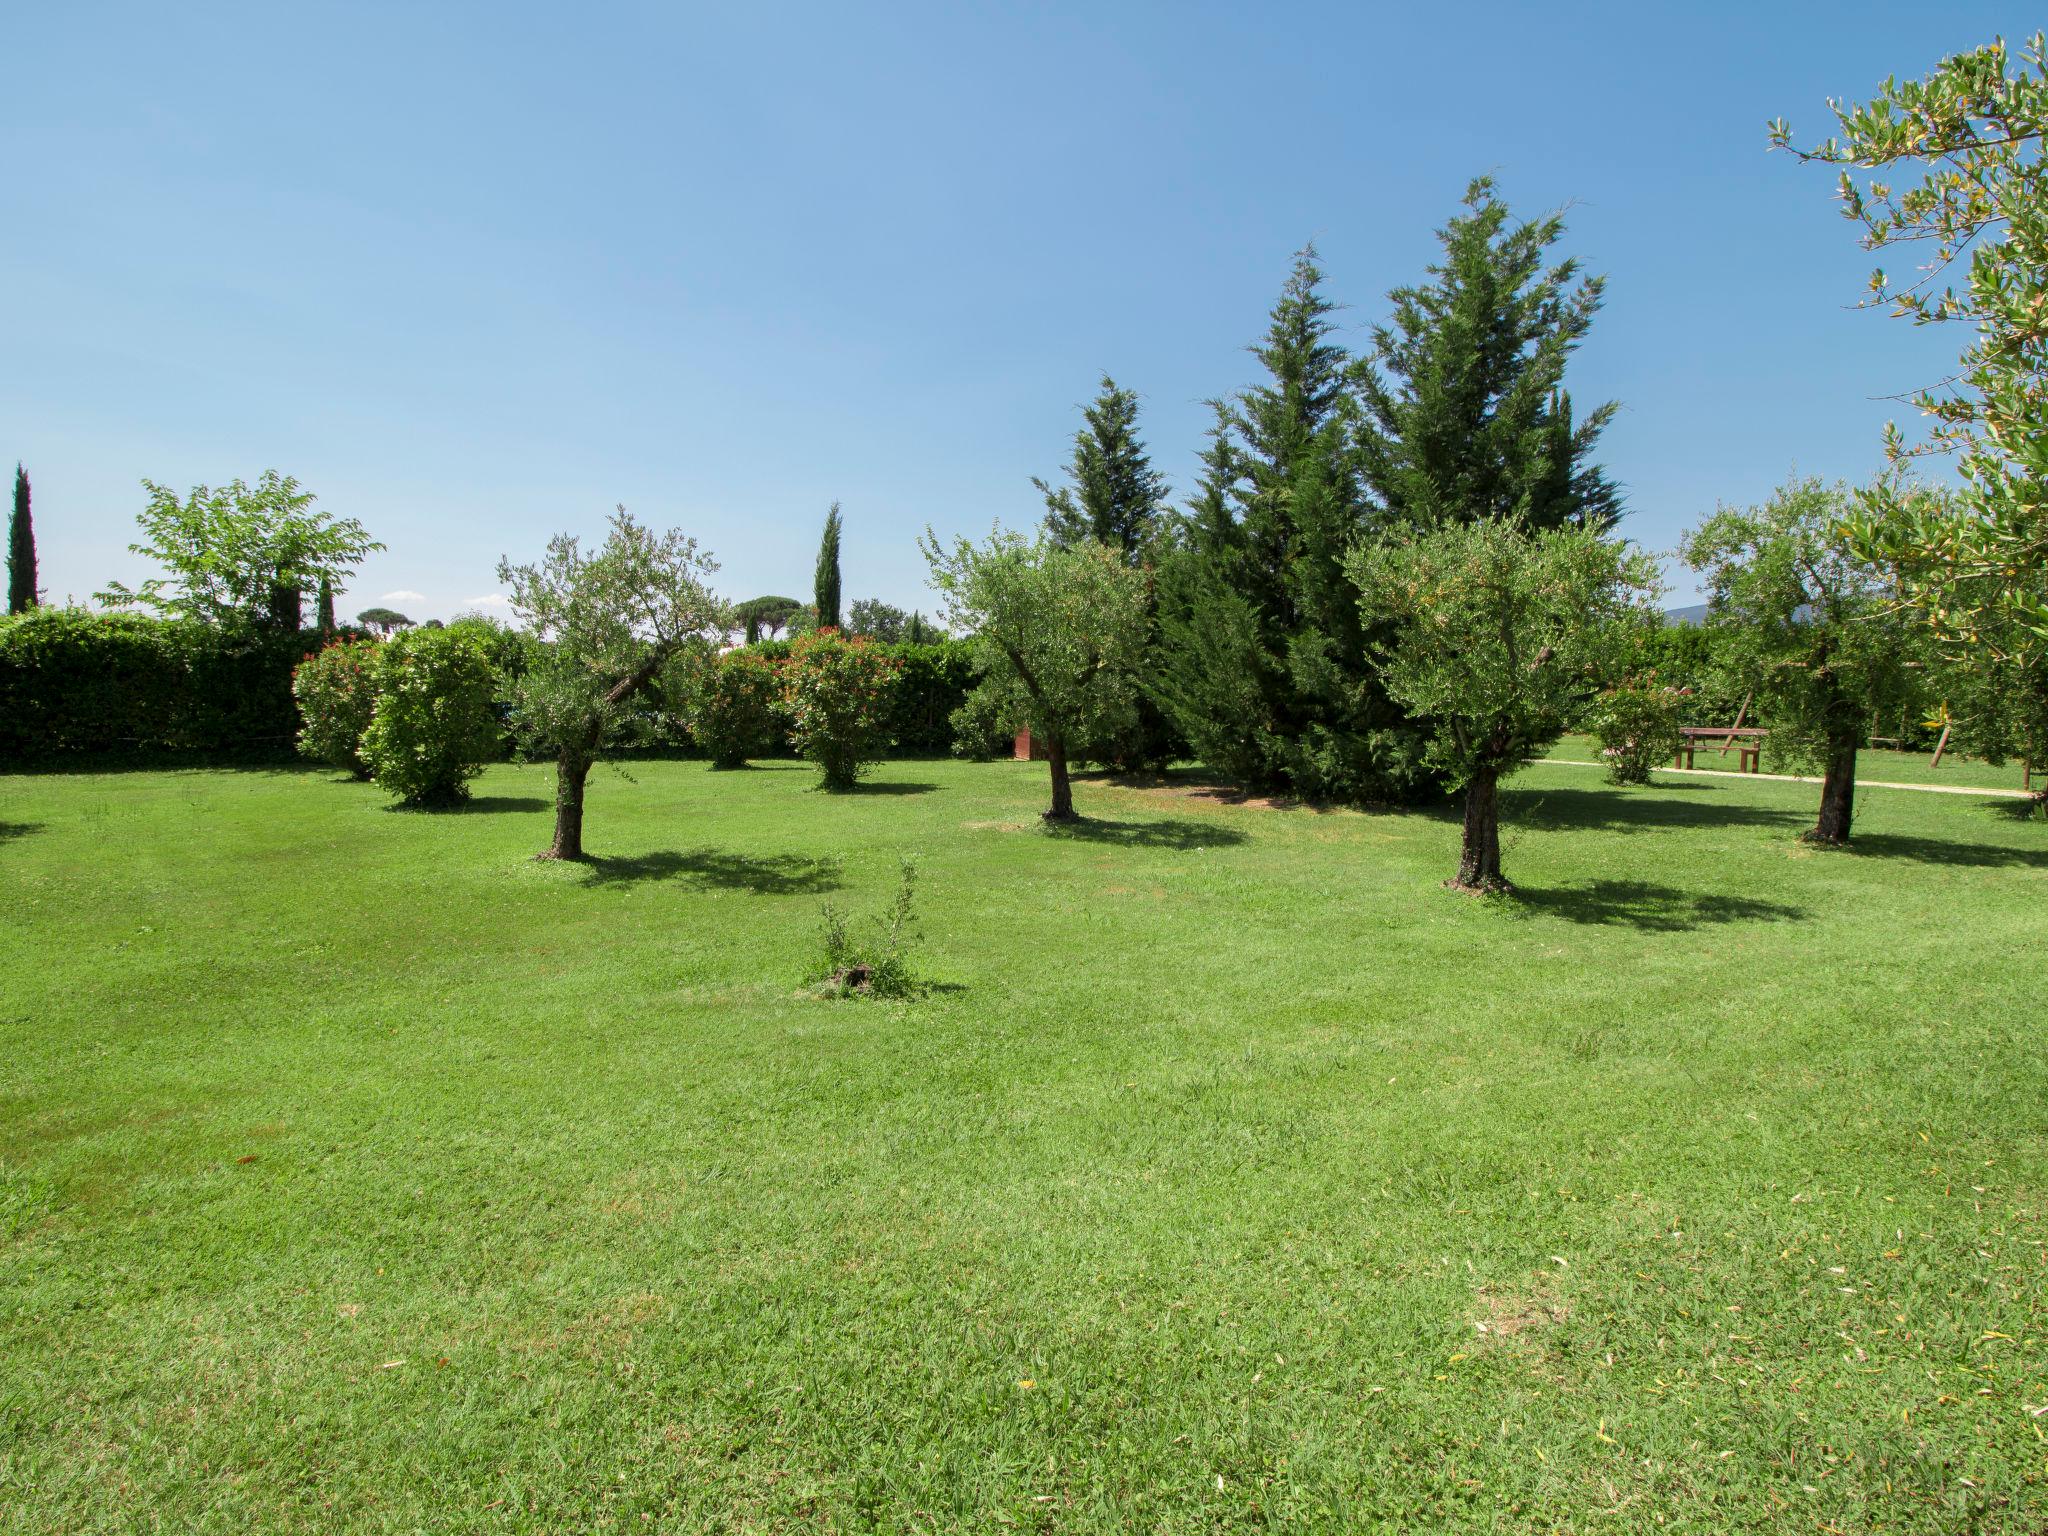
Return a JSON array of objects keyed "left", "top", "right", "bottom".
[
  {"left": 814, "top": 502, "right": 843, "bottom": 631},
  {"left": 1354, "top": 177, "right": 1621, "bottom": 531},
  {"left": 1037, "top": 376, "right": 1171, "bottom": 557},
  {"left": 7, "top": 464, "right": 35, "bottom": 614},
  {"left": 316, "top": 573, "right": 337, "bottom": 630},
  {"left": 1155, "top": 249, "right": 1429, "bottom": 801}
]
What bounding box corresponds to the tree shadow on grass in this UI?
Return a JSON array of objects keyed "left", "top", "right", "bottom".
[
  {"left": 455, "top": 796, "right": 552, "bottom": 814},
  {"left": 834, "top": 780, "right": 939, "bottom": 796},
  {"left": 1839, "top": 832, "right": 2048, "bottom": 869},
  {"left": 581, "top": 848, "right": 844, "bottom": 893},
  {"left": 0, "top": 821, "right": 40, "bottom": 847},
  {"left": 1514, "top": 879, "right": 1810, "bottom": 933},
  {"left": 1499, "top": 784, "right": 1808, "bottom": 835},
  {"left": 1042, "top": 816, "right": 1248, "bottom": 851}
]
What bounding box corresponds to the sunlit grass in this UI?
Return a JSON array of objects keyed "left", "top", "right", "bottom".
[{"left": 1, "top": 757, "right": 2044, "bottom": 1532}]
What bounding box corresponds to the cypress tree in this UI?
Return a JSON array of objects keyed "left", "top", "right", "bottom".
[
  {"left": 1155, "top": 248, "right": 1429, "bottom": 801},
  {"left": 7, "top": 464, "right": 35, "bottom": 614},
  {"left": 317, "top": 573, "right": 337, "bottom": 630},
  {"left": 1354, "top": 177, "right": 1621, "bottom": 531},
  {"left": 814, "top": 502, "right": 843, "bottom": 631},
  {"left": 1037, "top": 376, "right": 1171, "bottom": 557}
]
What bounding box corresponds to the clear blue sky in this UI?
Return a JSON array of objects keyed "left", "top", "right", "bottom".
[{"left": 3, "top": 1, "right": 2031, "bottom": 620}]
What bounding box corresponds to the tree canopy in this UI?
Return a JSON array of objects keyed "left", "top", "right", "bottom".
[
  {"left": 1682, "top": 480, "right": 1923, "bottom": 844},
  {"left": 498, "top": 506, "right": 725, "bottom": 859},
  {"left": 1349, "top": 518, "right": 1654, "bottom": 890},
  {"left": 1773, "top": 33, "right": 2048, "bottom": 657},
  {"left": 99, "top": 472, "right": 380, "bottom": 628},
  {"left": 923, "top": 528, "right": 1148, "bottom": 821},
  {"left": 1354, "top": 176, "right": 1621, "bottom": 532},
  {"left": 814, "top": 503, "right": 843, "bottom": 632},
  {"left": 1036, "top": 375, "right": 1171, "bottom": 559}
]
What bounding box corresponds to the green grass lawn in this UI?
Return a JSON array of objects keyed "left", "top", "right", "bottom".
[
  {"left": 1543, "top": 731, "right": 2035, "bottom": 792},
  {"left": 2, "top": 756, "right": 2045, "bottom": 1533}
]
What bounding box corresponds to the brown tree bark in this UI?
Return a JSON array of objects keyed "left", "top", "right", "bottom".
[
  {"left": 1807, "top": 732, "right": 1858, "bottom": 845},
  {"left": 543, "top": 749, "right": 593, "bottom": 861},
  {"left": 1044, "top": 732, "right": 1077, "bottom": 822},
  {"left": 1450, "top": 767, "right": 1508, "bottom": 893}
]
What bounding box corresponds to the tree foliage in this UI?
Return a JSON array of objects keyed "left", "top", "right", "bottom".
[
  {"left": 1355, "top": 177, "right": 1621, "bottom": 532},
  {"left": 848, "top": 597, "right": 910, "bottom": 642},
  {"left": 359, "top": 625, "right": 503, "bottom": 807},
  {"left": 356, "top": 607, "right": 413, "bottom": 635},
  {"left": 99, "top": 472, "right": 381, "bottom": 629},
  {"left": 814, "top": 503, "right": 843, "bottom": 632},
  {"left": 1349, "top": 520, "right": 1654, "bottom": 890},
  {"left": 7, "top": 465, "right": 35, "bottom": 614},
  {"left": 680, "top": 648, "right": 782, "bottom": 769},
  {"left": 1036, "top": 375, "right": 1171, "bottom": 558},
  {"left": 734, "top": 594, "right": 802, "bottom": 643},
  {"left": 780, "top": 629, "right": 898, "bottom": 791},
  {"left": 498, "top": 506, "right": 725, "bottom": 858},
  {"left": 1773, "top": 34, "right": 2048, "bottom": 659},
  {"left": 292, "top": 637, "right": 383, "bottom": 777},
  {"left": 1156, "top": 248, "right": 1426, "bottom": 803},
  {"left": 1682, "top": 480, "right": 1924, "bottom": 843},
  {"left": 922, "top": 528, "right": 1148, "bottom": 820}
]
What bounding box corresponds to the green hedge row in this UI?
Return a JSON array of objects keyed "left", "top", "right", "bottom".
[
  {"left": 0, "top": 609, "right": 349, "bottom": 763},
  {"left": 0, "top": 612, "right": 997, "bottom": 766}
]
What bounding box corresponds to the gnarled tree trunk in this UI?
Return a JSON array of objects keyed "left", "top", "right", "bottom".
[
  {"left": 544, "top": 749, "right": 593, "bottom": 861},
  {"left": 1044, "top": 732, "right": 1076, "bottom": 822},
  {"left": 1808, "top": 732, "right": 1857, "bottom": 845},
  {"left": 1451, "top": 766, "right": 1507, "bottom": 893}
]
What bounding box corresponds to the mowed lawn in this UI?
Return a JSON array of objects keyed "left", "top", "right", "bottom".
[{"left": 1, "top": 758, "right": 2045, "bottom": 1534}]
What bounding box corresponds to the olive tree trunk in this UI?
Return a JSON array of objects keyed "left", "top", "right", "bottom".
[
  {"left": 1808, "top": 732, "right": 1858, "bottom": 845},
  {"left": 1450, "top": 767, "right": 1508, "bottom": 893},
  {"left": 1044, "top": 731, "right": 1076, "bottom": 822},
  {"left": 543, "top": 749, "right": 594, "bottom": 861}
]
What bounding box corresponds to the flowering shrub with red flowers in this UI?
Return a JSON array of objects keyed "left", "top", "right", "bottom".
[
  {"left": 1588, "top": 671, "right": 1688, "bottom": 786},
  {"left": 779, "top": 629, "right": 900, "bottom": 790},
  {"left": 292, "top": 636, "right": 383, "bottom": 777}
]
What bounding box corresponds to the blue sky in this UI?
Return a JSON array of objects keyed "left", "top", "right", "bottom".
[{"left": 2, "top": 1, "right": 2031, "bottom": 620}]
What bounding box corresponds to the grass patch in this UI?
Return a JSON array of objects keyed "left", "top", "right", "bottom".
[{"left": 2, "top": 756, "right": 2045, "bottom": 1531}]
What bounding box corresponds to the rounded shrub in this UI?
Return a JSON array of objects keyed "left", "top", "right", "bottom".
[
  {"left": 685, "top": 648, "right": 783, "bottom": 768},
  {"left": 781, "top": 629, "right": 899, "bottom": 790},
  {"left": 1588, "top": 672, "right": 1686, "bottom": 786},
  {"left": 360, "top": 625, "right": 503, "bottom": 806},
  {"left": 292, "top": 637, "right": 383, "bottom": 777}
]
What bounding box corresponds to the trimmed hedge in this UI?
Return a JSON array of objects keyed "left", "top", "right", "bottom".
[
  {"left": 0, "top": 616, "right": 994, "bottom": 766},
  {"left": 0, "top": 608, "right": 356, "bottom": 763}
]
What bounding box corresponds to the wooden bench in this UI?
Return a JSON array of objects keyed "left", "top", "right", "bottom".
[{"left": 1675, "top": 726, "right": 1766, "bottom": 773}]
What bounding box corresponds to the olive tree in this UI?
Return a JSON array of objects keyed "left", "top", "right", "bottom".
[
  {"left": 498, "top": 507, "right": 725, "bottom": 860},
  {"left": 1774, "top": 34, "right": 2048, "bottom": 655},
  {"left": 1682, "top": 480, "right": 1922, "bottom": 845},
  {"left": 1348, "top": 519, "right": 1656, "bottom": 892},
  {"left": 920, "top": 528, "right": 1148, "bottom": 822}
]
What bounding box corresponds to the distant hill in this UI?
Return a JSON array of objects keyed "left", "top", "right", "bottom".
[{"left": 1664, "top": 603, "right": 1711, "bottom": 626}]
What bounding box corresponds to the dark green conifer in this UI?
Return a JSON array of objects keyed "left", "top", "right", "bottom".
[
  {"left": 1354, "top": 177, "right": 1621, "bottom": 531},
  {"left": 7, "top": 464, "right": 36, "bottom": 614},
  {"left": 814, "top": 503, "right": 843, "bottom": 631},
  {"left": 1037, "top": 376, "right": 1170, "bottom": 558}
]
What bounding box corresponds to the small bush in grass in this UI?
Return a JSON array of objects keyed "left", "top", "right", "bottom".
[
  {"left": 360, "top": 625, "right": 503, "bottom": 806},
  {"left": 292, "top": 637, "right": 383, "bottom": 776},
  {"left": 812, "top": 858, "right": 922, "bottom": 997},
  {"left": 684, "top": 648, "right": 783, "bottom": 768},
  {"left": 1588, "top": 673, "right": 1686, "bottom": 786},
  {"left": 781, "top": 629, "right": 899, "bottom": 790}
]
